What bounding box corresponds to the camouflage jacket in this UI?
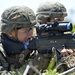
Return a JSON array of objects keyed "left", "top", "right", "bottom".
[{"left": 0, "top": 43, "right": 29, "bottom": 75}]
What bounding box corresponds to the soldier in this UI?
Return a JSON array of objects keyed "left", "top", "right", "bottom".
[
  {"left": 0, "top": 6, "right": 36, "bottom": 75},
  {"left": 35, "top": 0, "right": 74, "bottom": 72},
  {"left": 36, "top": 1, "right": 74, "bottom": 55}
]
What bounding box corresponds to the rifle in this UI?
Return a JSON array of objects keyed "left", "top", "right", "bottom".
[{"left": 28, "top": 20, "right": 75, "bottom": 53}]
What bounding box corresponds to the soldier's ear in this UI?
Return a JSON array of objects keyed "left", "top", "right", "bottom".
[{"left": 7, "top": 31, "right": 15, "bottom": 37}]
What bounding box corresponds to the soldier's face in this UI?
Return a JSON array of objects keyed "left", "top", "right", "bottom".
[
  {"left": 8, "top": 27, "right": 33, "bottom": 42},
  {"left": 17, "top": 27, "right": 33, "bottom": 42}
]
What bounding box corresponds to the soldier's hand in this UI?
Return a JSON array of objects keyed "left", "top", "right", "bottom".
[{"left": 60, "top": 48, "right": 74, "bottom": 56}]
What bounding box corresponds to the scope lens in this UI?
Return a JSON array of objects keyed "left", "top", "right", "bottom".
[{"left": 66, "top": 23, "right": 72, "bottom": 30}]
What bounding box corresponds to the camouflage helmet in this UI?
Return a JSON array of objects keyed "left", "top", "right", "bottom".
[
  {"left": 36, "top": 1, "right": 67, "bottom": 23},
  {"left": 1, "top": 6, "right": 36, "bottom": 33}
]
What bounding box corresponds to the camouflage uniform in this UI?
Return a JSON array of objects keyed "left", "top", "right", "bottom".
[{"left": 0, "top": 6, "right": 36, "bottom": 75}]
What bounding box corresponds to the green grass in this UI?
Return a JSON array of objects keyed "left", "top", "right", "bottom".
[{"left": 72, "top": 24, "right": 75, "bottom": 32}]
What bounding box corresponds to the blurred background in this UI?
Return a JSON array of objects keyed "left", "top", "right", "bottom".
[{"left": 0, "top": 0, "right": 75, "bottom": 30}]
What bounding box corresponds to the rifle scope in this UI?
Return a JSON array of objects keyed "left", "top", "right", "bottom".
[{"left": 36, "top": 22, "right": 72, "bottom": 33}]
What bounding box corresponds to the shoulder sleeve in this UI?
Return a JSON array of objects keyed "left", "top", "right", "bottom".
[{"left": 0, "top": 44, "right": 27, "bottom": 75}]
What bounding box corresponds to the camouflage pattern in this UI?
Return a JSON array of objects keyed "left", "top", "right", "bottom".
[
  {"left": 0, "top": 42, "right": 35, "bottom": 75},
  {"left": 36, "top": 1, "right": 67, "bottom": 23},
  {"left": 1, "top": 6, "right": 36, "bottom": 33},
  {"left": 61, "top": 52, "right": 75, "bottom": 68},
  {"left": 0, "top": 43, "right": 26, "bottom": 75}
]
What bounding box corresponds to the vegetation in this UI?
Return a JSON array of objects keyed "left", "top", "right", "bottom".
[
  {"left": 72, "top": 24, "right": 75, "bottom": 32},
  {"left": 42, "top": 49, "right": 75, "bottom": 75}
]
